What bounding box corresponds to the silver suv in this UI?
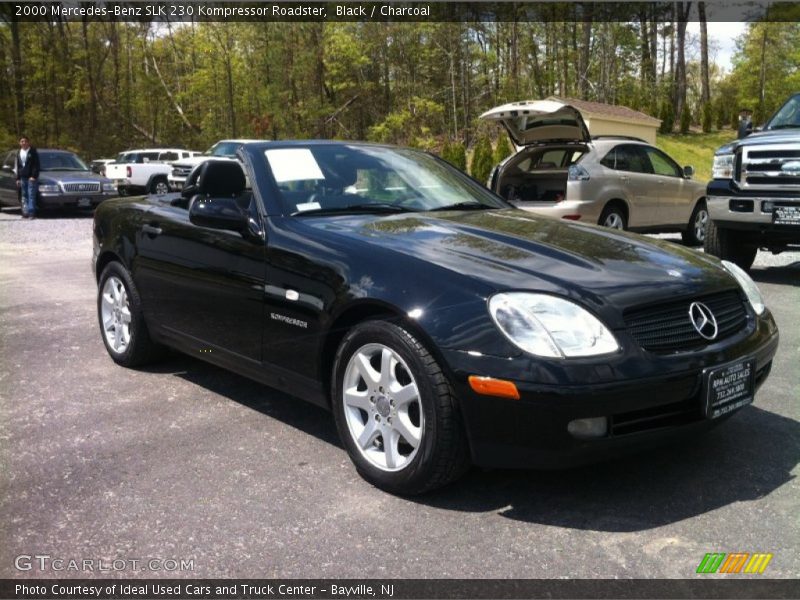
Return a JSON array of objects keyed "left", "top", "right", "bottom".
[{"left": 483, "top": 100, "right": 709, "bottom": 245}]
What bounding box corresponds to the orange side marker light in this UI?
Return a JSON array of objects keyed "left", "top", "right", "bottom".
[{"left": 468, "top": 376, "right": 520, "bottom": 400}]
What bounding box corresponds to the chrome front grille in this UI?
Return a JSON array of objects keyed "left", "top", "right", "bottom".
[
  {"left": 624, "top": 291, "right": 749, "bottom": 354},
  {"left": 739, "top": 145, "right": 800, "bottom": 190},
  {"left": 172, "top": 166, "right": 192, "bottom": 178},
  {"left": 63, "top": 182, "right": 101, "bottom": 193}
]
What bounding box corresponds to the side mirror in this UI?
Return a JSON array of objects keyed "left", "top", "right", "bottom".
[
  {"left": 189, "top": 196, "right": 247, "bottom": 233},
  {"left": 683, "top": 165, "right": 694, "bottom": 179},
  {"left": 1, "top": 164, "right": 13, "bottom": 173}
]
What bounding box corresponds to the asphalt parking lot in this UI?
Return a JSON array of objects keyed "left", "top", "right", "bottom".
[{"left": 1, "top": 208, "right": 798, "bottom": 580}]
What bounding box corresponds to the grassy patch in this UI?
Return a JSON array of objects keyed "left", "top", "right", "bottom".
[{"left": 657, "top": 130, "right": 737, "bottom": 183}]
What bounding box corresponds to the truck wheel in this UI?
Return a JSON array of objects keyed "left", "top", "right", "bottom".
[
  {"left": 682, "top": 200, "right": 708, "bottom": 246},
  {"left": 703, "top": 219, "right": 757, "bottom": 270},
  {"left": 332, "top": 320, "right": 470, "bottom": 495},
  {"left": 150, "top": 178, "right": 169, "bottom": 195}
]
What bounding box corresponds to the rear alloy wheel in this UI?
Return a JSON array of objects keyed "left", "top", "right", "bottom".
[
  {"left": 703, "top": 219, "right": 757, "bottom": 270},
  {"left": 332, "top": 321, "right": 469, "bottom": 495},
  {"left": 151, "top": 178, "right": 169, "bottom": 195},
  {"left": 682, "top": 200, "right": 708, "bottom": 246},
  {"left": 599, "top": 205, "right": 627, "bottom": 230},
  {"left": 98, "top": 262, "right": 163, "bottom": 367}
]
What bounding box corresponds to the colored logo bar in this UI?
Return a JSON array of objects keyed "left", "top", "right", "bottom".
[{"left": 697, "top": 553, "right": 773, "bottom": 574}]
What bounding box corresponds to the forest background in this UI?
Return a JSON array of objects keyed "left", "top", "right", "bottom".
[{"left": 1, "top": 4, "right": 799, "bottom": 179}]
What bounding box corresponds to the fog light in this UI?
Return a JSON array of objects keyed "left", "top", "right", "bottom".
[
  {"left": 567, "top": 417, "right": 608, "bottom": 439},
  {"left": 762, "top": 201, "right": 774, "bottom": 213}
]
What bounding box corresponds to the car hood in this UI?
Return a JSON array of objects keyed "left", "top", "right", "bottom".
[
  {"left": 303, "top": 209, "right": 735, "bottom": 318},
  {"left": 718, "top": 129, "right": 800, "bottom": 154},
  {"left": 479, "top": 100, "right": 591, "bottom": 146}
]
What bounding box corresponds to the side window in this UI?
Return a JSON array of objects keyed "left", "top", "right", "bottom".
[
  {"left": 645, "top": 147, "right": 682, "bottom": 177},
  {"left": 613, "top": 145, "right": 653, "bottom": 174},
  {"left": 600, "top": 147, "right": 617, "bottom": 169}
]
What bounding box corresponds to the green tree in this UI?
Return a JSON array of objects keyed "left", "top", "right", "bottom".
[
  {"left": 493, "top": 136, "right": 513, "bottom": 164},
  {"left": 679, "top": 104, "right": 691, "bottom": 133},
  {"left": 470, "top": 136, "right": 494, "bottom": 183},
  {"left": 702, "top": 102, "right": 713, "bottom": 132}
]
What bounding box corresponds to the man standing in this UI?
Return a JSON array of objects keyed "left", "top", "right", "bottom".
[{"left": 16, "top": 136, "right": 40, "bottom": 219}]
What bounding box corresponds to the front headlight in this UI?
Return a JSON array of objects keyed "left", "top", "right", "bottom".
[
  {"left": 489, "top": 293, "right": 619, "bottom": 358},
  {"left": 38, "top": 184, "right": 60, "bottom": 193},
  {"left": 721, "top": 261, "right": 765, "bottom": 315},
  {"left": 712, "top": 153, "right": 734, "bottom": 179},
  {"left": 102, "top": 183, "right": 117, "bottom": 192}
]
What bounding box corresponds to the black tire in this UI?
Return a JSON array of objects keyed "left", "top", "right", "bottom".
[
  {"left": 150, "top": 177, "right": 169, "bottom": 195},
  {"left": 681, "top": 199, "right": 708, "bottom": 246},
  {"left": 703, "top": 219, "right": 757, "bottom": 270},
  {"left": 332, "top": 320, "right": 470, "bottom": 495},
  {"left": 598, "top": 203, "right": 627, "bottom": 230},
  {"left": 97, "top": 262, "right": 163, "bottom": 367}
]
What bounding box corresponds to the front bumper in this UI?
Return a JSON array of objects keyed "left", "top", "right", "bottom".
[
  {"left": 39, "top": 191, "right": 118, "bottom": 208},
  {"left": 707, "top": 180, "right": 800, "bottom": 241},
  {"left": 168, "top": 176, "right": 187, "bottom": 191},
  {"left": 442, "top": 312, "right": 779, "bottom": 469}
]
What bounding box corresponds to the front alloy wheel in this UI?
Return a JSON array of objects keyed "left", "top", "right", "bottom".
[
  {"left": 332, "top": 321, "right": 469, "bottom": 494},
  {"left": 97, "top": 262, "right": 163, "bottom": 367},
  {"left": 342, "top": 343, "right": 423, "bottom": 471},
  {"left": 100, "top": 275, "right": 132, "bottom": 354}
]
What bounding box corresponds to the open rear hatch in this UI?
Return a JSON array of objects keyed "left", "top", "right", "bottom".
[{"left": 479, "top": 100, "right": 591, "bottom": 146}]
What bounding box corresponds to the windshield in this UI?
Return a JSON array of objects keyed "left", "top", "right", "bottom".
[
  {"left": 263, "top": 144, "right": 508, "bottom": 215},
  {"left": 205, "top": 142, "right": 240, "bottom": 157},
  {"left": 765, "top": 95, "right": 800, "bottom": 129},
  {"left": 40, "top": 152, "right": 89, "bottom": 171}
]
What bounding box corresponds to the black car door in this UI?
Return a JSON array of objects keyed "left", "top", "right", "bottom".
[
  {"left": 0, "top": 151, "right": 19, "bottom": 207},
  {"left": 134, "top": 195, "right": 266, "bottom": 363}
]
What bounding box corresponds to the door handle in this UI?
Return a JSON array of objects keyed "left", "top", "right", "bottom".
[
  {"left": 619, "top": 176, "right": 630, "bottom": 182},
  {"left": 142, "top": 223, "right": 162, "bottom": 236}
]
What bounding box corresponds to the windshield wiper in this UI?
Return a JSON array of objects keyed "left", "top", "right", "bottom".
[
  {"left": 769, "top": 124, "right": 800, "bottom": 129},
  {"left": 428, "top": 202, "right": 494, "bottom": 212},
  {"left": 292, "top": 203, "right": 416, "bottom": 216}
]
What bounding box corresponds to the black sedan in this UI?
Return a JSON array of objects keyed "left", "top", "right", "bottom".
[
  {"left": 0, "top": 149, "right": 118, "bottom": 211},
  {"left": 91, "top": 141, "right": 779, "bottom": 494}
]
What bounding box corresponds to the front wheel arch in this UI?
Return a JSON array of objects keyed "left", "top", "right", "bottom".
[
  {"left": 319, "top": 302, "right": 450, "bottom": 408},
  {"left": 331, "top": 319, "right": 470, "bottom": 494}
]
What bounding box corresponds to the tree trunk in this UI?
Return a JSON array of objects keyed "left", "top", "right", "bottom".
[
  {"left": 674, "top": 3, "right": 691, "bottom": 129},
  {"left": 579, "top": 15, "right": 592, "bottom": 99},
  {"left": 699, "top": 2, "right": 710, "bottom": 105},
  {"left": 758, "top": 25, "right": 768, "bottom": 122},
  {"left": 10, "top": 20, "right": 25, "bottom": 133}
]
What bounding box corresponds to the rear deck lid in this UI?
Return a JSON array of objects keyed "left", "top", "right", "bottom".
[{"left": 479, "top": 100, "right": 591, "bottom": 146}]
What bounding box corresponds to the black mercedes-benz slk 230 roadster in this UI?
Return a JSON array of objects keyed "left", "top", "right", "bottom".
[{"left": 92, "top": 141, "right": 779, "bottom": 494}]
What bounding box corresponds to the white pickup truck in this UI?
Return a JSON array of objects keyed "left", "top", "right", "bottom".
[
  {"left": 106, "top": 148, "right": 201, "bottom": 195},
  {"left": 168, "top": 140, "right": 262, "bottom": 191}
]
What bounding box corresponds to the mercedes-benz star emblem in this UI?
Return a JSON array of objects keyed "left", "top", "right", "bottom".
[{"left": 689, "top": 301, "right": 718, "bottom": 340}]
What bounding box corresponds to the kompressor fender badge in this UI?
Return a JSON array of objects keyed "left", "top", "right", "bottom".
[{"left": 270, "top": 313, "right": 308, "bottom": 329}]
